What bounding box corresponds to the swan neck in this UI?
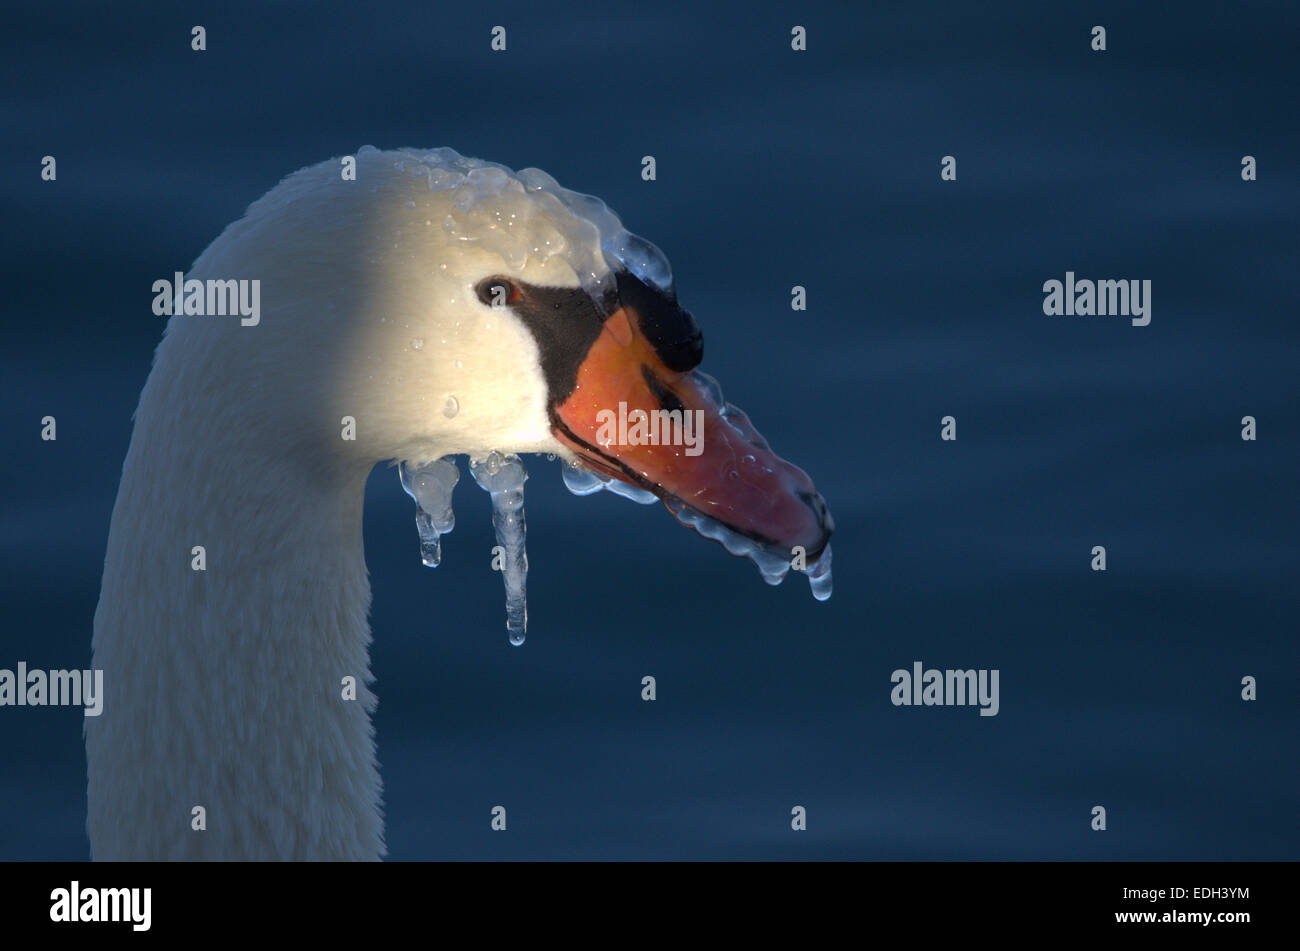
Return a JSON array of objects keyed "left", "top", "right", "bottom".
[{"left": 86, "top": 352, "right": 386, "bottom": 860}]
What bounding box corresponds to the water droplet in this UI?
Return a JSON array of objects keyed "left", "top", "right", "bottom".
[
  {"left": 443, "top": 396, "right": 459, "bottom": 418},
  {"left": 411, "top": 338, "right": 424, "bottom": 351}
]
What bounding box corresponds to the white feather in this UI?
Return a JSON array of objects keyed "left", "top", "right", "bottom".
[{"left": 86, "top": 148, "right": 616, "bottom": 859}]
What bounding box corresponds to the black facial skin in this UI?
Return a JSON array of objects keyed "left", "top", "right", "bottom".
[
  {"left": 474, "top": 269, "right": 704, "bottom": 405},
  {"left": 475, "top": 276, "right": 605, "bottom": 404},
  {"left": 612, "top": 269, "right": 703, "bottom": 373}
]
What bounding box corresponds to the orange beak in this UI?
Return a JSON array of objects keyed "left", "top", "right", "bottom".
[{"left": 550, "top": 302, "right": 834, "bottom": 566}]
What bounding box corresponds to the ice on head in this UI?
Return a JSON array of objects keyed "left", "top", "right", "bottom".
[
  {"left": 383, "top": 145, "right": 680, "bottom": 644},
  {"left": 387, "top": 146, "right": 832, "bottom": 642},
  {"left": 365, "top": 144, "right": 674, "bottom": 304}
]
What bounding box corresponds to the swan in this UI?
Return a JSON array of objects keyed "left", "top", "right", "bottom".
[{"left": 86, "top": 146, "right": 834, "bottom": 860}]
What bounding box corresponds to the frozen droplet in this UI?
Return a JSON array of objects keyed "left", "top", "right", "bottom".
[
  {"left": 470, "top": 452, "right": 528, "bottom": 643},
  {"left": 443, "top": 395, "right": 459, "bottom": 418},
  {"left": 398, "top": 457, "right": 460, "bottom": 567},
  {"left": 604, "top": 230, "right": 673, "bottom": 293},
  {"left": 404, "top": 199, "right": 416, "bottom": 209},
  {"left": 561, "top": 462, "right": 606, "bottom": 496},
  {"left": 806, "top": 545, "right": 833, "bottom": 601},
  {"left": 695, "top": 371, "right": 725, "bottom": 406},
  {"left": 605, "top": 479, "right": 658, "bottom": 505},
  {"left": 663, "top": 499, "right": 825, "bottom": 597},
  {"left": 466, "top": 166, "right": 509, "bottom": 193},
  {"left": 401, "top": 146, "right": 676, "bottom": 301},
  {"left": 759, "top": 554, "right": 792, "bottom": 586},
  {"left": 558, "top": 460, "right": 656, "bottom": 504},
  {"left": 667, "top": 499, "right": 757, "bottom": 558},
  {"left": 517, "top": 166, "right": 559, "bottom": 193},
  {"left": 411, "top": 338, "right": 424, "bottom": 351}
]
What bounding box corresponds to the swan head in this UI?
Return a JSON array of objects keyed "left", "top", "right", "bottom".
[{"left": 212, "top": 146, "right": 832, "bottom": 569}]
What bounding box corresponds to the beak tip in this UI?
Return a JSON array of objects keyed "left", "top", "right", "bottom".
[{"left": 796, "top": 489, "right": 835, "bottom": 555}]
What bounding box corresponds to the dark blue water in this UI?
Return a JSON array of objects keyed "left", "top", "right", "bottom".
[{"left": 2, "top": 1, "right": 1296, "bottom": 859}]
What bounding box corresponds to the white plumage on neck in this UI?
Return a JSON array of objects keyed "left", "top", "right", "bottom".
[{"left": 86, "top": 150, "right": 582, "bottom": 859}]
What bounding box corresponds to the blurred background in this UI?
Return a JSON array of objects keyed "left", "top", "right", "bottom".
[{"left": 1, "top": 0, "right": 1296, "bottom": 859}]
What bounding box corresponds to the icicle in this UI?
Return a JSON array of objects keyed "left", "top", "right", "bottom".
[
  {"left": 398, "top": 457, "right": 459, "bottom": 566},
  {"left": 561, "top": 461, "right": 606, "bottom": 496},
  {"left": 806, "top": 544, "right": 833, "bottom": 601},
  {"left": 664, "top": 498, "right": 792, "bottom": 587},
  {"left": 605, "top": 479, "right": 658, "bottom": 505},
  {"left": 556, "top": 455, "right": 831, "bottom": 600},
  {"left": 470, "top": 451, "right": 529, "bottom": 645},
  {"left": 560, "top": 459, "right": 656, "bottom": 503}
]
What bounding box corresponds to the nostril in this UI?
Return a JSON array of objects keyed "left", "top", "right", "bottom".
[
  {"left": 798, "top": 490, "right": 834, "bottom": 535},
  {"left": 640, "top": 365, "right": 685, "bottom": 415}
]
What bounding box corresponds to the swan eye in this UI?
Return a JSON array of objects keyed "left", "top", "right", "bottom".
[{"left": 476, "top": 277, "right": 522, "bottom": 308}]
